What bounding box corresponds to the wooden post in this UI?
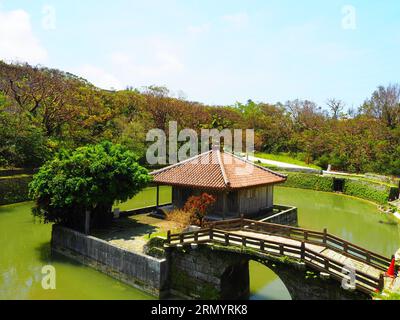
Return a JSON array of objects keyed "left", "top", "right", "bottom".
[
  {"left": 304, "top": 231, "right": 308, "bottom": 241},
  {"left": 378, "top": 273, "right": 385, "bottom": 292},
  {"left": 194, "top": 232, "right": 199, "bottom": 243},
  {"left": 323, "top": 228, "right": 328, "bottom": 244},
  {"left": 85, "top": 210, "right": 91, "bottom": 235},
  {"left": 180, "top": 233, "right": 184, "bottom": 244},
  {"left": 324, "top": 259, "right": 330, "bottom": 271},
  {"left": 222, "top": 193, "right": 227, "bottom": 221},
  {"left": 393, "top": 255, "right": 399, "bottom": 275},
  {"left": 156, "top": 185, "right": 160, "bottom": 209},
  {"left": 260, "top": 240, "right": 265, "bottom": 251},
  {"left": 279, "top": 244, "right": 284, "bottom": 255},
  {"left": 301, "top": 242, "right": 306, "bottom": 260},
  {"left": 167, "top": 230, "right": 171, "bottom": 243},
  {"left": 240, "top": 214, "right": 244, "bottom": 229},
  {"left": 210, "top": 226, "right": 214, "bottom": 241},
  {"left": 225, "top": 233, "right": 230, "bottom": 246},
  {"left": 344, "top": 243, "right": 349, "bottom": 253},
  {"left": 242, "top": 237, "right": 247, "bottom": 247}
]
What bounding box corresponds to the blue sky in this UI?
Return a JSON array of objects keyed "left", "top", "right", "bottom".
[{"left": 0, "top": 1, "right": 399, "bottom": 109}]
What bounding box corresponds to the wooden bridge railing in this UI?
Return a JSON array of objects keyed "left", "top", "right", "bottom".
[
  {"left": 204, "top": 218, "right": 392, "bottom": 272},
  {"left": 166, "top": 227, "right": 385, "bottom": 294}
]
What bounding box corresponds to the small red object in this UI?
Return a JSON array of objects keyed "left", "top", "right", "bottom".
[{"left": 386, "top": 258, "right": 396, "bottom": 278}]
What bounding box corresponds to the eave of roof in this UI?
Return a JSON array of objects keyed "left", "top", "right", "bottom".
[{"left": 150, "top": 150, "right": 287, "bottom": 190}]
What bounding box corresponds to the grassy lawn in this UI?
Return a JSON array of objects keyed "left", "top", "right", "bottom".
[
  {"left": 114, "top": 186, "right": 172, "bottom": 211},
  {"left": 254, "top": 152, "right": 322, "bottom": 170}
]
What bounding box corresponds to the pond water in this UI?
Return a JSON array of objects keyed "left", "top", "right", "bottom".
[
  {"left": 0, "top": 187, "right": 398, "bottom": 300},
  {"left": 250, "top": 187, "right": 400, "bottom": 300}
]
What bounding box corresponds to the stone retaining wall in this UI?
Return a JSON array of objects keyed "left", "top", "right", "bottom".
[
  {"left": 167, "top": 246, "right": 249, "bottom": 300},
  {"left": 261, "top": 205, "right": 298, "bottom": 226},
  {"left": 51, "top": 225, "right": 169, "bottom": 298}
]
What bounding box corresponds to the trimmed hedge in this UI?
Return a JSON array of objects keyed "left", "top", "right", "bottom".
[
  {"left": 0, "top": 175, "right": 33, "bottom": 205},
  {"left": 282, "top": 172, "right": 334, "bottom": 192},
  {"left": 343, "top": 179, "right": 397, "bottom": 205},
  {"left": 0, "top": 168, "right": 36, "bottom": 177},
  {"left": 281, "top": 172, "right": 399, "bottom": 205}
]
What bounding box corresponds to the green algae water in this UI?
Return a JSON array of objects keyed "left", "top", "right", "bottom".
[
  {"left": 250, "top": 187, "right": 400, "bottom": 300},
  {"left": 0, "top": 187, "right": 399, "bottom": 300},
  {"left": 0, "top": 202, "right": 154, "bottom": 300}
]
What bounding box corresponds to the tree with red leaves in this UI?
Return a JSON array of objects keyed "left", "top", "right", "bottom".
[{"left": 183, "top": 193, "right": 216, "bottom": 227}]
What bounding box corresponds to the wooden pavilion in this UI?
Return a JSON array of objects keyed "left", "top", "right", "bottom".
[{"left": 151, "top": 148, "right": 287, "bottom": 220}]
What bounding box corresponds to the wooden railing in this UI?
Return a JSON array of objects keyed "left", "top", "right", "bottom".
[
  {"left": 205, "top": 218, "right": 392, "bottom": 272},
  {"left": 167, "top": 222, "right": 389, "bottom": 294}
]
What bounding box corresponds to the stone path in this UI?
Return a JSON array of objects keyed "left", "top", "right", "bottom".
[
  {"left": 244, "top": 155, "right": 321, "bottom": 174},
  {"left": 93, "top": 214, "right": 181, "bottom": 253}
]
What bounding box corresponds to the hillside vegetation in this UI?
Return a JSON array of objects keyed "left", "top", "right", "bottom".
[{"left": 1, "top": 61, "right": 400, "bottom": 176}]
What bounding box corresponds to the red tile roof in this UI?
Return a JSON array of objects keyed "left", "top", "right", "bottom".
[{"left": 151, "top": 150, "right": 287, "bottom": 190}]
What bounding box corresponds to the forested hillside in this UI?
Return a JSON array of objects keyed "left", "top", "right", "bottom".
[{"left": 1, "top": 61, "right": 400, "bottom": 175}]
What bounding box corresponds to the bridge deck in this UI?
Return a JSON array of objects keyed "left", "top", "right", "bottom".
[
  {"left": 167, "top": 219, "right": 393, "bottom": 294},
  {"left": 234, "top": 230, "right": 382, "bottom": 279}
]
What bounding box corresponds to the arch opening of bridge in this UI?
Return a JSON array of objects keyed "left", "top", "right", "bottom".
[
  {"left": 248, "top": 260, "right": 292, "bottom": 300},
  {"left": 165, "top": 218, "right": 393, "bottom": 300}
]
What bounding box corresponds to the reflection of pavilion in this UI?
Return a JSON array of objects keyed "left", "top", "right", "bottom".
[{"left": 151, "top": 148, "right": 292, "bottom": 220}]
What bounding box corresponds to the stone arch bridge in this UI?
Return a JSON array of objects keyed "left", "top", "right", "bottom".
[{"left": 164, "top": 219, "right": 395, "bottom": 300}]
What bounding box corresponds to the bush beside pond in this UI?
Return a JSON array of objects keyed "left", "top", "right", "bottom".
[
  {"left": 283, "top": 172, "right": 334, "bottom": 192},
  {"left": 282, "top": 172, "right": 398, "bottom": 204},
  {"left": 343, "top": 179, "right": 397, "bottom": 205},
  {"left": 0, "top": 175, "right": 32, "bottom": 205}
]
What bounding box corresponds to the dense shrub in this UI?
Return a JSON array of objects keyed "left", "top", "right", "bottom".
[
  {"left": 29, "top": 141, "right": 152, "bottom": 231},
  {"left": 166, "top": 210, "right": 192, "bottom": 228},
  {"left": 343, "top": 179, "right": 396, "bottom": 204},
  {"left": 0, "top": 176, "right": 32, "bottom": 205},
  {"left": 282, "top": 172, "right": 334, "bottom": 192},
  {"left": 281, "top": 172, "right": 399, "bottom": 204}
]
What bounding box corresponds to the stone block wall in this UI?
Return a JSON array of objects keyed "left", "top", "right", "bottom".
[
  {"left": 51, "top": 225, "right": 169, "bottom": 298},
  {"left": 167, "top": 246, "right": 250, "bottom": 300},
  {"left": 262, "top": 206, "right": 298, "bottom": 226}
]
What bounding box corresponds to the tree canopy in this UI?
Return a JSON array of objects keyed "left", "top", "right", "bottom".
[
  {"left": 29, "top": 141, "right": 152, "bottom": 230},
  {"left": 1, "top": 61, "right": 400, "bottom": 175}
]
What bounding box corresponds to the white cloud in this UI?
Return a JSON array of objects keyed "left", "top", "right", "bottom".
[
  {"left": 222, "top": 13, "right": 249, "bottom": 28},
  {"left": 75, "top": 65, "right": 123, "bottom": 90},
  {"left": 187, "top": 23, "right": 211, "bottom": 35},
  {"left": 110, "top": 37, "right": 185, "bottom": 79},
  {"left": 71, "top": 37, "right": 185, "bottom": 90},
  {"left": 0, "top": 9, "right": 47, "bottom": 64}
]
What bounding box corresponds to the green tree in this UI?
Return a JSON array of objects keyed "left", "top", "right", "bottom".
[{"left": 29, "top": 141, "right": 152, "bottom": 231}]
